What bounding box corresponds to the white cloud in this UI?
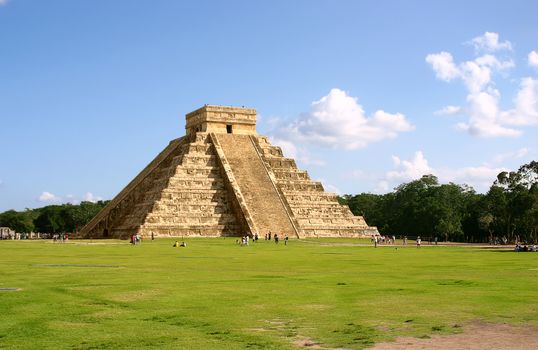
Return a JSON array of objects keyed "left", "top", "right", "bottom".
[
  {"left": 83, "top": 192, "right": 103, "bottom": 203},
  {"left": 502, "top": 77, "right": 538, "bottom": 126},
  {"left": 279, "top": 88, "right": 414, "bottom": 150},
  {"left": 377, "top": 151, "right": 510, "bottom": 193},
  {"left": 469, "top": 32, "right": 512, "bottom": 53},
  {"left": 457, "top": 89, "right": 521, "bottom": 137},
  {"left": 38, "top": 191, "right": 61, "bottom": 203},
  {"left": 425, "top": 52, "right": 459, "bottom": 81},
  {"left": 435, "top": 105, "right": 462, "bottom": 115},
  {"left": 37, "top": 191, "right": 103, "bottom": 204},
  {"left": 386, "top": 151, "right": 433, "bottom": 182},
  {"left": 529, "top": 51, "right": 538, "bottom": 68},
  {"left": 427, "top": 32, "right": 538, "bottom": 138}
]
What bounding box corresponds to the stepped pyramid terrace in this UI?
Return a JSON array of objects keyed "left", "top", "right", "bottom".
[{"left": 79, "top": 105, "right": 378, "bottom": 239}]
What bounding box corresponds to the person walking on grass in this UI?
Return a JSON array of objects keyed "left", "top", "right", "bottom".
[
  {"left": 274, "top": 233, "right": 279, "bottom": 244},
  {"left": 284, "top": 234, "right": 288, "bottom": 245},
  {"left": 416, "top": 236, "right": 421, "bottom": 248}
]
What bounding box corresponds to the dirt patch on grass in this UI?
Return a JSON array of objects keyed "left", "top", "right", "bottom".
[
  {"left": 292, "top": 336, "right": 324, "bottom": 348},
  {"left": 367, "top": 322, "right": 538, "bottom": 349},
  {"left": 110, "top": 289, "right": 161, "bottom": 302}
]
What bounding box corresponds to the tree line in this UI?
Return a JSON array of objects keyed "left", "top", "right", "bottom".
[
  {"left": 339, "top": 161, "right": 538, "bottom": 243},
  {"left": 1, "top": 161, "right": 536, "bottom": 242},
  {"left": 0, "top": 201, "right": 109, "bottom": 234}
]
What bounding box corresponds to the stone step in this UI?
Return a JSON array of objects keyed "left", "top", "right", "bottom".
[
  {"left": 138, "top": 224, "right": 242, "bottom": 237},
  {"left": 288, "top": 202, "right": 344, "bottom": 208},
  {"left": 292, "top": 208, "right": 355, "bottom": 217},
  {"left": 272, "top": 170, "right": 310, "bottom": 180},
  {"left": 216, "top": 134, "right": 296, "bottom": 235},
  {"left": 302, "top": 228, "right": 367, "bottom": 237},
  {"left": 284, "top": 193, "right": 339, "bottom": 202},
  {"left": 265, "top": 158, "right": 297, "bottom": 169},
  {"left": 145, "top": 214, "right": 238, "bottom": 225},
  {"left": 150, "top": 201, "right": 230, "bottom": 211},
  {"left": 297, "top": 217, "right": 366, "bottom": 226},
  {"left": 278, "top": 182, "right": 324, "bottom": 192},
  {"left": 173, "top": 167, "right": 221, "bottom": 177},
  {"left": 180, "top": 143, "right": 214, "bottom": 155},
  {"left": 258, "top": 146, "right": 284, "bottom": 157}
]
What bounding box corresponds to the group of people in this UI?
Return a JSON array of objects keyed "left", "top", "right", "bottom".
[
  {"left": 236, "top": 231, "right": 290, "bottom": 246},
  {"left": 130, "top": 234, "right": 141, "bottom": 245},
  {"left": 52, "top": 233, "right": 69, "bottom": 242},
  {"left": 371, "top": 235, "right": 397, "bottom": 246},
  {"left": 264, "top": 231, "right": 289, "bottom": 245},
  {"left": 172, "top": 241, "right": 187, "bottom": 247},
  {"left": 371, "top": 235, "right": 438, "bottom": 248},
  {"left": 514, "top": 243, "right": 537, "bottom": 252}
]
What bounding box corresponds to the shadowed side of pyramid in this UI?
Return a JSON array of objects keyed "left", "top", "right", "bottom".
[{"left": 79, "top": 105, "right": 378, "bottom": 239}]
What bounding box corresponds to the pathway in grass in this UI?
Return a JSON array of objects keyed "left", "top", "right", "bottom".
[{"left": 0, "top": 238, "right": 537, "bottom": 349}]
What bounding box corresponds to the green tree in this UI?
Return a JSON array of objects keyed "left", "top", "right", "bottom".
[{"left": 0, "top": 210, "right": 34, "bottom": 233}]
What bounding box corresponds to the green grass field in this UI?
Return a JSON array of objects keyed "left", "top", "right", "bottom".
[{"left": 1, "top": 238, "right": 537, "bottom": 349}]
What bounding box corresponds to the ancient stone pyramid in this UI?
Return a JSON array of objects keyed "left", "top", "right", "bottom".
[{"left": 80, "top": 105, "right": 377, "bottom": 239}]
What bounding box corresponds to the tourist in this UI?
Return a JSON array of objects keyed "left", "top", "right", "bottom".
[
  {"left": 374, "top": 236, "right": 378, "bottom": 248},
  {"left": 173, "top": 241, "right": 179, "bottom": 247},
  {"left": 531, "top": 244, "right": 536, "bottom": 252},
  {"left": 284, "top": 234, "right": 288, "bottom": 245},
  {"left": 274, "top": 233, "right": 279, "bottom": 244},
  {"left": 416, "top": 236, "right": 421, "bottom": 248},
  {"left": 268, "top": 232, "right": 272, "bottom": 241},
  {"left": 264, "top": 233, "right": 267, "bottom": 241},
  {"left": 180, "top": 241, "right": 187, "bottom": 247},
  {"left": 254, "top": 233, "right": 259, "bottom": 242},
  {"left": 151, "top": 232, "right": 155, "bottom": 241},
  {"left": 403, "top": 236, "right": 407, "bottom": 245}
]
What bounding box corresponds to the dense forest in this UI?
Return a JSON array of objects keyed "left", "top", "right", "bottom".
[
  {"left": 340, "top": 161, "right": 538, "bottom": 243},
  {"left": 1, "top": 161, "right": 536, "bottom": 243},
  {"left": 0, "top": 201, "right": 108, "bottom": 234}
]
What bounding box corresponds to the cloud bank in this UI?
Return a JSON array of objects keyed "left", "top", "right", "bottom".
[
  {"left": 38, "top": 191, "right": 103, "bottom": 204},
  {"left": 375, "top": 148, "right": 531, "bottom": 193},
  {"left": 427, "top": 32, "right": 538, "bottom": 137},
  {"left": 278, "top": 88, "right": 414, "bottom": 150}
]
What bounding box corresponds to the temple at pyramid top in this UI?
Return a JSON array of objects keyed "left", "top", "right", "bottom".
[
  {"left": 79, "top": 105, "right": 378, "bottom": 239},
  {"left": 186, "top": 105, "right": 258, "bottom": 136}
]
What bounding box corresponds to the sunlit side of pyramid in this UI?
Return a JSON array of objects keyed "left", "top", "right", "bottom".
[{"left": 79, "top": 105, "right": 378, "bottom": 239}]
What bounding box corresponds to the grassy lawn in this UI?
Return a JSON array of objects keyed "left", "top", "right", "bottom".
[{"left": 1, "top": 238, "right": 537, "bottom": 349}]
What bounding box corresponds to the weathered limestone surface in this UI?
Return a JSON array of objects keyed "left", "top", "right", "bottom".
[
  {"left": 216, "top": 133, "right": 298, "bottom": 237},
  {"left": 79, "top": 105, "right": 378, "bottom": 238}
]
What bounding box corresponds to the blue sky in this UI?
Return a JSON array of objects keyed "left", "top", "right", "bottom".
[{"left": 1, "top": 0, "right": 537, "bottom": 211}]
